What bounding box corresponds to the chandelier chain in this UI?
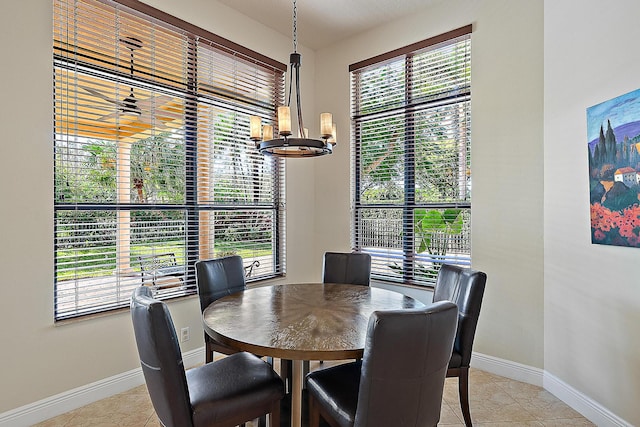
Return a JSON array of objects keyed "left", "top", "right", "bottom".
[{"left": 292, "top": 0, "right": 297, "bottom": 52}]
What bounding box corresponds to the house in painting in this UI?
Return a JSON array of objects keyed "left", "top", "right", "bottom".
[{"left": 614, "top": 166, "right": 637, "bottom": 187}]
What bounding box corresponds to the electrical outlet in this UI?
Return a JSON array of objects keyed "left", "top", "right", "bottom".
[{"left": 180, "top": 327, "right": 190, "bottom": 342}]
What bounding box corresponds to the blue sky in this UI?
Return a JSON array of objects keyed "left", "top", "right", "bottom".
[{"left": 586, "top": 87, "right": 640, "bottom": 142}]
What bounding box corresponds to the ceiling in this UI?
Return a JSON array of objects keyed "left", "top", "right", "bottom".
[{"left": 215, "top": 0, "right": 444, "bottom": 50}]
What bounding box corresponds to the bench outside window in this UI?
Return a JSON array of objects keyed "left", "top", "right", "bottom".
[
  {"left": 138, "top": 253, "right": 185, "bottom": 289},
  {"left": 138, "top": 253, "right": 261, "bottom": 289}
]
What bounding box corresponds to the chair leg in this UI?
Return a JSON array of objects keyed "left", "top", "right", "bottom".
[
  {"left": 270, "top": 400, "right": 281, "bottom": 427},
  {"left": 205, "top": 341, "right": 213, "bottom": 364},
  {"left": 280, "top": 359, "right": 292, "bottom": 393},
  {"left": 308, "top": 394, "right": 320, "bottom": 427},
  {"left": 458, "top": 367, "right": 472, "bottom": 427}
]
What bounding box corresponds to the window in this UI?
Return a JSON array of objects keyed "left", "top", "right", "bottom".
[
  {"left": 350, "top": 26, "right": 472, "bottom": 287},
  {"left": 53, "top": 0, "right": 286, "bottom": 320}
]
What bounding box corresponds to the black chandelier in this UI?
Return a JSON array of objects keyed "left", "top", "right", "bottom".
[{"left": 250, "top": 0, "right": 336, "bottom": 158}]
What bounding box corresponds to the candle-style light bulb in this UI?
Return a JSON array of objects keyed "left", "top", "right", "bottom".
[
  {"left": 278, "top": 106, "right": 291, "bottom": 136},
  {"left": 263, "top": 124, "right": 273, "bottom": 141},
  {"left": 320, "top": 112, "right": 333, "bottom": 139},
  {"left": 250, "top": 116, "right": 262, "bottom": 141},
  {"left": 328, "top": 123, "right": 337, "bottom": 145}
]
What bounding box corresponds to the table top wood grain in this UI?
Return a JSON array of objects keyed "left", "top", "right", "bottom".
[{"left": 202, "top": 283, "right": 425, "bottom": 360}]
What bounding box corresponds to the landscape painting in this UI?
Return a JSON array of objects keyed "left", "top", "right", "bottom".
[{"left": 587, "top": 88, "right": 640, "bottom": 248}]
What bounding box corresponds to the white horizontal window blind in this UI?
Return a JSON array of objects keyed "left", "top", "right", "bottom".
[
  {"left": 53, "top": 0, "right": 285, "bottom": 320},
  {"left": 350, "top": 26, "right": 472, "bottom": 286}
]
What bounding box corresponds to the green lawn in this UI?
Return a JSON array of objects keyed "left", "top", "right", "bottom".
[{"left": 56, "top": 241, "right": 272, "bottom": 280}]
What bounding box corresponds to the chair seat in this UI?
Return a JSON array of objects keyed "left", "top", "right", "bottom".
[
  {"left": 449, "top": 351, "right": 462, "bottom": 369},
  {"left": 187, "top": 352, "right": 284, "bottom": 427},
  {"left": 305, "top": 361, "right": 362, "bottom": 427}
]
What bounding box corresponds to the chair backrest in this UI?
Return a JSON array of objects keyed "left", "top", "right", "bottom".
[
  {"left": 354, "top": 301, "right": 458, "bottom": 427},
  {"left": 130, "top": 286, "right": 193, "bottom": 427},
  {"left": 195, "top": 255, "right": 246, "bottom": 313},
  {"left": 433, "top": 264, "right": 487, "bottom": 367},
  {"left": 322, "top": 251, "right": 371, "bottom": 286}
]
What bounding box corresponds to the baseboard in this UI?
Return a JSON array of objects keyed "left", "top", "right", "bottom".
[
  {"left": 544, "top": 371, "right": 633, "bottom": 427},
  {"left": 0, "top": 347, "right": 204, "bottom": 427},
  {"left": 471, "top": 351, "right": 545, "bottom": 387}
]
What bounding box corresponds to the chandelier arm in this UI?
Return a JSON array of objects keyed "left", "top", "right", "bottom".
[
  {"left": 287, "top": 63, "right": 295, "bottom": 108},
  {"left": 294, "top": 62, "right": 304, "bottom": 137}
]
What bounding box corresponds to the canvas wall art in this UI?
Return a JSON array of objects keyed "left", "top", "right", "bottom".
[{"left": 587, "top": 88, "right": 640, "bottom": 247}]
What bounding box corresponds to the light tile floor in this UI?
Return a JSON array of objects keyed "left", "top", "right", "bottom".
[{"left": 34, "top": 362, "right": 594, "bottom": 427}]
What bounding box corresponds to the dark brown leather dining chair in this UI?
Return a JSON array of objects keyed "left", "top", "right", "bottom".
[
  {"left": 130, "top": 286, "right": 284, "bottom": 427},
  {"left": 306, "top": 301, "right": 458, "bottom": 427},
  {"left": 433, "top": 263, "right": 487, "bottom": 427},
  {"left": 197, "top": 255, "right": 292, "bottom": 398},
  {"left": 195, "top": 255, "right": 247, "bottom": 363},
  {"left": 322, "top": 251, "right": 372, "bottom": 286},
  {"left": 312, "top": 251, "right": 372, "bottom": 372}
]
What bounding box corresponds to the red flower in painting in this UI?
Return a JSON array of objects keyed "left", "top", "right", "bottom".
[
  {"left": 590, "top": 203, "right": 612, "bottom": 231},
  {"left": 619, "top": 224, "right": 633, "bottom": 238},
  {"left": 591, "top": 203, "right": 640, "bottom": 247},
  {"left": 593, "top": 229, "right": 606, "bottom": 241}
]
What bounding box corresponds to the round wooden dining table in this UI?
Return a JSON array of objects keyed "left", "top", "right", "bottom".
[{"left": 202, "top": 282, "right": 425, "bottom": 427}]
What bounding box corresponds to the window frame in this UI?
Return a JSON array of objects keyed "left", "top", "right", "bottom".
[
  {"left": 350, "top": 26, "right": 472, "bottom": 288},
  {"left": 53, "top": 0, "right": 286, "bottom": 320}
]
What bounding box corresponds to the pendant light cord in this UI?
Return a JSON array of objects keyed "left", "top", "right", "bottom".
[{"left": 292, "top": 0, "right": 298, "bottom": 53}]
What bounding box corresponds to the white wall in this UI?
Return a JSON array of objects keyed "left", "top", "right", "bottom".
[
  {"left": 314, "top": 0, "right": 545, "bottom": 369},
  {"left": 0, "top": 0, "right": 317, "bottom": 413},
  {"left": 7, "top": 0, "right": 639, "bottom": 424},
  {"left": 544, "top": 1, "right": 640, "bottom": 424}
]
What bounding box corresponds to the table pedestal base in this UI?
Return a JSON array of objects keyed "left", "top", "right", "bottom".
[{"left": 291, "top": 360, "right": 303, "bottom": 427}]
